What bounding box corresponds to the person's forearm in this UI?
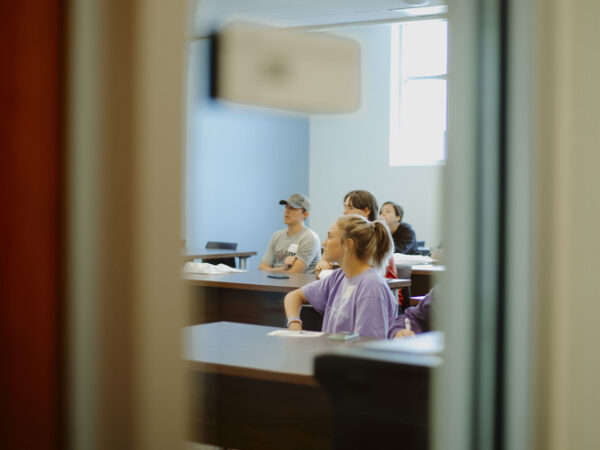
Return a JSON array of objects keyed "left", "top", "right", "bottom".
[
  {"left": 263, "top": 265, "right": 287, "bottom": 272},
  {"left": 284, "top": 289, "right": 305, "bottom": 320},
  {"left": 258, "top": 261, "right": 272, "bottom": 271},
  {"left": 286, "top": 259, "right": 307, "bottom": 273},
  {"left": 261, "top": 258, "right": 299, "bottom": 272},
  {"left": 259, "top": 262, "right": 287, "bottom": 272}
]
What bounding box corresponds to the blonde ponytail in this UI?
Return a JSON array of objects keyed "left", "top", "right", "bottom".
[
  {"left": 371, "top": 221, "right": 394, "bottom": 270},
  {"left": 336, "top": 215, "right": 393, "bottom": 272}
]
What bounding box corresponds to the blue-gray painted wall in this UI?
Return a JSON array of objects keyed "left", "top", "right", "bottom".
[{"left": 185, "top": 40, "right": 310, "bottom": 269}]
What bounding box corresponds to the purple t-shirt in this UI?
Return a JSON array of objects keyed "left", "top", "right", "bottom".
[
  {"left": 302, "top": 268, "right": 397, "bottom": 339},
  {"left": 387, "top": 286, "right": 435, "bottom": 338}
]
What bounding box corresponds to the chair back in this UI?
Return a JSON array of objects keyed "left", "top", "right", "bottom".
[
  {"left": 205, "top": 241, "right": 237, "bottom": 250},
  {"left": 395, "top": 265, "right": 413, "bottom": 311},
  {"left": 204, "top": 241, "right": 238, "bottom": 267},
  {"left": 300, "top": 304, "right": 324, "bottom": 331},
  {"left": 416, "top": 240, "right": 431, "bottom": 256}
]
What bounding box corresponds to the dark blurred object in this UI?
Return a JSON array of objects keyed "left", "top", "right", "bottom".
[
  {"left": 416, "top": 240, "right": 431, "bottom": 256},
  {"left": 210, "top": 22, "right": 360, "bottom": 113},
  {"left": 395, "top": 265, "right": 412, "bottom": 311},
  {"left": 204, "top": 241, "right": 237, "bottom": 267},
  {"left": 205, "top": 241, "right": 237, "bottom": 250},
  {"left": 300, "top": 304, "right": 324, "bottom": 331},
  {"left": 315, "top": 349, "right": 439, "bottom": 450}
]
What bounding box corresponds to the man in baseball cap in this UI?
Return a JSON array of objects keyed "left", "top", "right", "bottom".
[
  {"left": 278, "top": 193, "right": 312, "bottom": 211},
  {"left": 259, "top": 194, "right": 321, "bottom": 273}
]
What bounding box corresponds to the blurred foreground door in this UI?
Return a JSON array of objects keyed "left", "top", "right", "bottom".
[
  {"left": 66, "top": 1, "right": 189, "bottom": 449},
  {"left": 0, "top": 2, "right": 63, "bottom": 448}
]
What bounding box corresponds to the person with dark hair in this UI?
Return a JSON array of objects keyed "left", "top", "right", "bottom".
[
  {"left": 343, "top": 189, "right": 379, "bottom": 221},
  {"left": 379, "top": 201, "right": 419, "bottom": 255},
  {"left": 284, "top": 215, "right": 397, "bottom": 339},
  {"left": 315, "top": 189, "right": 403, "bottom": 304}
]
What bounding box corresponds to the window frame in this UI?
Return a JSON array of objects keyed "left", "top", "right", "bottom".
[{"left": 389, "top": 19, "right": 448, "bottom": 167}]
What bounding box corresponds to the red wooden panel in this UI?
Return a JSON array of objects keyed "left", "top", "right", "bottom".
[{"left": 0, "top": 1, "right": 64, "bottom": 449}]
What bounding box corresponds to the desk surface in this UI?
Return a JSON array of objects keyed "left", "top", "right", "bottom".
[
  {"left": 411, "top": 264, "right": 446, "bottom": 275},
  {"left": 184, "top": 321, "right": 372, "bottom": 386},
  {"left": 184, "top": 270, "right": 410, "bottom": 292},
  {"left": 183, "top": 248, "right": 258, "bottom": 260},
  {"left": 184, "top": 271, "right": 316, "bottom": 292}
]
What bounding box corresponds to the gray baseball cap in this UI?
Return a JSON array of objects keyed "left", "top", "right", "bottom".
[{"left": 279, "top": 194, "right": 311, "bottom": 211}]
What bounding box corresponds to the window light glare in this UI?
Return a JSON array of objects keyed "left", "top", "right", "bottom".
[{"left": 389, "top": 20, "right": 448, "bottom": 167}]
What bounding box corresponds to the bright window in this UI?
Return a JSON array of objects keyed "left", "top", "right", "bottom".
[{"left": 390, "top": 20, "right": 448, "bottom": 166}]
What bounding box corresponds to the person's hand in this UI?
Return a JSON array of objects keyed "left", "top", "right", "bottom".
[
  {"left": 283, "top": 256, "right": 297, "bottom": 269},
  {"left": 288, "top": 321, "right": 302, "bottom": 331},
  {"left": 315, "top": 260, "right": 333, "bottom": 278},
  {"left": 394, "top": 329, "right": 415, "bottom": 339}
]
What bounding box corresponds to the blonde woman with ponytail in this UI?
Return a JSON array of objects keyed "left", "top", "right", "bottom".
[
  {"left": 284, "top": 215, "right": 397, "bottom": 339},
  {"left": 315, "top": 190, "right": 404, "bottom": 307}
]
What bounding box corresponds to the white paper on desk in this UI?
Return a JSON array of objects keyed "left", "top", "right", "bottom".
[
  {"left": 268, "top": 330, "right": 325, "bottom": 338},
  {"left": 393, "top": 254, "right": 433, "bottom": 266},
  {"left": 183, "top": 262, "right": 247, "bottom": 274},
  {"left": 359, "top": 331, "right": 444, "bottom": 354}
]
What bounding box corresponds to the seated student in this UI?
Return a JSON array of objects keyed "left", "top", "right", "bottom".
[
  {"left": 389, "top": 286, "right": 436, "bottom": 339},
  {"left": 316, "top": 190, "right": 399, "bottom": 280},
  {"left": 379, "top": 201, "right": 419, "bottom": 255},
  {"left": 259, "top": 194, "right": 321, "bottom": 273},
  {"left": 316, "top": 190, "right": 404, "bottom": 309},
  {"left": 284, "top": 215, "right": 397, "bottom": 339}
]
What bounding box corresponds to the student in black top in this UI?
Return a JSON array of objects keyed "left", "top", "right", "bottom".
[{"left": 378, "top": 201, "right": 419, "bottom": 255}]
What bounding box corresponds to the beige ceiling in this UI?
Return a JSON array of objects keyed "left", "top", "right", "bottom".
[{"left": 191, "top": 0, "right": 447, "bottom": 35}]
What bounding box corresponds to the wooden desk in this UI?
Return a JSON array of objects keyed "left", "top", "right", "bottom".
[
  {"left": 185, "top": 271, "right": 316, "bottom": 292},
  {"left": 185, "top": 321, "right": 372, "bottom": 450},
  {"left": 410, "top": 264, "right": 445, "bottom": 276},
  {"left": 183, "top": 249, "right": 258, "bottom": 269},
  {"left": 185, "top": 271, "right": 411, "bottom": 326},
  {"left": 410, "top": 264, "right": 445, "bottom": 296}
]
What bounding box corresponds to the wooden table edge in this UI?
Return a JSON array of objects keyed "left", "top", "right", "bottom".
[
  {"left": 184, "top": 278, "right": 302, "bottom": 292},
  {"left": 182, "top": 251, "right": 258, "bottom": 261},
  {"left": 187, "top": 359, "right": 319, "bottom": 386},
  {"left": 184, "top": 276, "right": 409, "bottom": 291}
]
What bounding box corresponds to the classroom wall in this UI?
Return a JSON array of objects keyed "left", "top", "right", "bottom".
[
  {"left": 185, "top": 40, "right": 310, "bottom": 269},
  {"left": 309, "top": 24, "right": 443, "bottom": 248}
]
